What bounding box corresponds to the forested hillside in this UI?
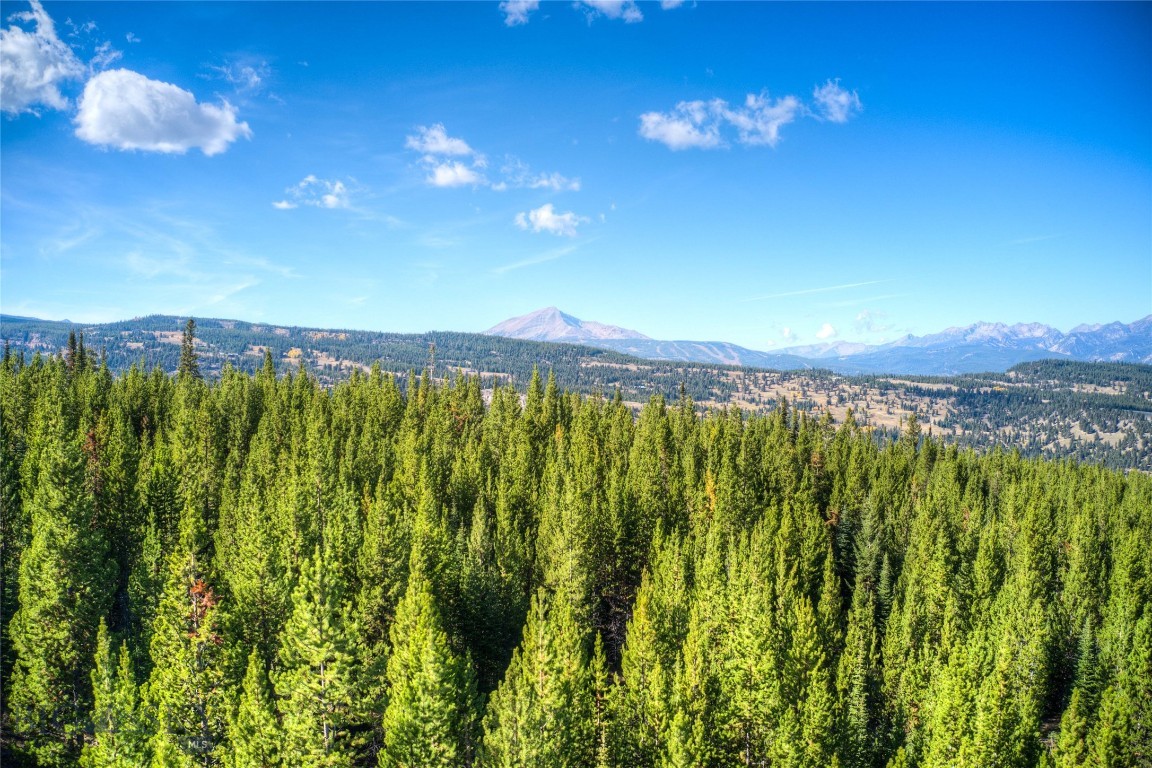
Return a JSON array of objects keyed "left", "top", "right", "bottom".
[
  {"left": 3, "top": 314, "right": 1151, "bottom": 470},
  {"left": 1, "top": 345, "right": 1149, "bottom": 767}
]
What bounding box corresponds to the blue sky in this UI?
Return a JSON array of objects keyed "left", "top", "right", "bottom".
[{"left": 1, "top": 1, "right": 1149, "bottom": 350}]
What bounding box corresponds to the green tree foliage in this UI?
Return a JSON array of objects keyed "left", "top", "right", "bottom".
[
  {"left": 480, "top": 589, "right": 600, "bottom": 768},
  {"left": 8, "top": 405, "right": 114, "bottom": 765},
  {"left": 379, "top": 575, "right": 479, "bottom": 768},
  {"left": 227, "top": 651, "right": 280, "bottom": 768},
  {"left": 81, "top": 619, "right": 148, "bottom": 767},
  {"left": 0, "top": 355, "right": 1147, "bottom": 767},
  {"left": 146, "top": 505, "right": 228, "bottom": 767},
  {"left": 179, "top": 320, "right": 201, "bottom": 381},
  {"left": 275, "top": 545, "right": 360, "bottom": 766}
]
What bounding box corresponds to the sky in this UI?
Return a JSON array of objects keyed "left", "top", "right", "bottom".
[{"left": 1, "top": 1, "right": 1149, "bottom": 351}]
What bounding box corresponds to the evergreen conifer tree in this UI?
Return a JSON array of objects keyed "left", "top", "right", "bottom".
[
  {"left": 9, "top": 407, "right": 114, "bottom": 766},
  {"left": 480, "top": 589, "right": 597, "bottom": 768},
  {"left": 227, "top": 650, "right": 281, "bottom": 768},
  {"left": 275, "top": 545, "right": 359, "bottom": 766},
  {"left": 82, "top": 619, "right": 148, "bottom": 767},
  {"left": 379, "top": 573, "right": 479, "bottom": 768}
]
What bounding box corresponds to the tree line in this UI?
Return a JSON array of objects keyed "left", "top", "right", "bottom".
[{"left": 0, "top": 341, "right": 1148, "bottom": 766}]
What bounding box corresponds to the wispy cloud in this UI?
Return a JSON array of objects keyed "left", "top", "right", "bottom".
[
  {"left": 492, "top": 244, "right": 578, "bottom": 274},
  {"left": 204, "top": 59, "right": 272, "bottom": 96},
  {"left": 579, "top": 1, "right": 644, "bottom": 23},
  {"left": 500, "top": 0, "right": 539, "bottom": 26},
  {"left": 404, "top": 126, "right": 579, "bottom": 193},
  {"left": 503, "top": 0, "right": 685, "bottom": 27},
  {"left": 640, "top": 80, "right": 861, "bottom": 151},
  {"left": 742, "top": 279, "right": 887, "bottom": 302},
  {"left": 273, "top": 175, "right": 355, "bottom": 209},
  {"left": 812, "top": 79, "right": 862, "bottom": 123}
]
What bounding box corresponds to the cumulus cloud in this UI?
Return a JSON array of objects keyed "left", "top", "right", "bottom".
[
  {"left": 273, "top": 175, "right": 353, "bottom": 209},
  {"left": 405, "top": 127, "right": 578, "bottom": 192},
  {"left": 1, "top": 0, "right": 85, "bottom": 115},
  {"left": 640, "top": 93, "right": 800, "bottom": 150},
  {"left": 406, "top": 123, "right": 476, "bottom": 157},
  {"left": 405, "top": 124, "right": 489, "bottom": 186},
  {"left": 813, "top": 78, "right": 862, "bottom": 123},
  {"left": 74, "top": 69, "right": 251, "bottom": 155},
  {"left": 514, "top": 203, "right": 586, "bottom": 237},
  {"left": 580, "top": 0, "right": 643, "bottom": 23},
  {"left": 500, "top": 0, "right": 539, "bottom": 26},
  {"left": 641, "top": 81, "right": 860, "bottom": 151},
  {"left": 429, "top": 161, "right": 484, "bottom": 188},
  {"left": 816, "top": 323, "right": 838, "bottom": 340},
  {"left": 639, "top": 100, "right": 724, "bottom": 150}
]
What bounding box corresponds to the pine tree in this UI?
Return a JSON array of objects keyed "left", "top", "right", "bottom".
[
  {"left": 179, "top": 320, "right": 202, "bottom": 380},
  {"left": 8, "top": 407, "right": 114, "bottom": 766},
  {"left": 82, "top": 619, "right": 148, "bottom": 767},
  {"left": 227, "top": 650, "right": 281, "bottom": 768},
  {"left": 379, "top": 574, "right": 479, "bottom": 768},
  {"left": 274, "top": 545, "right": 359, "bottom": 766},
  {"left": 480, "top": 589, "right": 597, "bottom": 768},
  {"left": 146, "top": 503, "right": 228, "bottom": 767}
]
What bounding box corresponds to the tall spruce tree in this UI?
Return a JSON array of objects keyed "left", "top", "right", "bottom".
[
  {"left": 82, "top": 619, "right": 147, "bottom": 767},
  {"left": 480, "top": 589, "right": 599, "bottom": 768},
  {"left": 274, "top": 545, "right": 359, "bottom": 766},
  {"left": 179, "top": 320, "right": 201, "bottom": 381},
  {"left": 227, "top": 650, "right": 281, "bottom": 768},
  {"left": 379, "top": 574, "right": 479, "bottom": 768},
  {"left": 9, "top": 407, "right": 114, "bottom": 766},
  {"left": 146, "top": 502, "right": 228, "bottom": 767}
]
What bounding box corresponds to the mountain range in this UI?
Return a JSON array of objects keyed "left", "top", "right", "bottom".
[{"left": 485, "top": 307, "right": 1152, "bottom": 376}]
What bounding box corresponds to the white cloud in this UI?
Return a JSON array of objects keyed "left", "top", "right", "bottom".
[
  {"left": 90, "top": 40, "right": 121, "bottom": 71},
  {"left": 429, "top": 161, "right": 484, "bottom": 188},
  {"left": 208, "top": 60, "right": 271, "bottom": 95},
  {"left": 274, "top": 175, "right": 353, "bottom": 209},
  {"left": 781, "top": 327, "right": 795, "bottom": 341},
  {"left": 406, "top": 124, "right": 491, "bottom": 187},
  {"left": 639, "top": 99, "right": 723, "bottom": 150},
  {"left": 580, "top": 0, "right": 643, "bottom": 23},
  {"left": 641, "top": 81, "right": 860, "bottom": 151},
  {"left": 717, "top": 92, "right": 801, "bottom": 146},
  {"left": 500, "top": 158, "right": 580, "bottom": 191},
  {"left": 812, "top": 79, "right": 861, "bottom": 123},
  {"left": 74, "top": 69, "right": 251, "bottom": 155},
  {"left": 854, "top": 310, "right": 892, "bottom": 335},
  {"left": 661, "top": 0, "right": 685, "bottom": 7},
  {"left": 500, "top": 0, "right": 539, "bottom": 26},
  {"left": 1, "top": 0, "right": 85, "bottom": 115},
  {"left": 405, "top": 123, "right": 475, "bottom": 157},
  {"left": 514, "top": 203, "right": 586, "bottom": 237},
  {"left": 816, "top": 323, "right": 838, "bottom": 340},
  {"left": 125, "top": 32, "right": 140, "bottom": 44}
]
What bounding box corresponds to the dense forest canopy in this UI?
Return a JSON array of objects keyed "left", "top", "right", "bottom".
[{"left": 0, "top": 342, "right": 1149, "bottom": 767}]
